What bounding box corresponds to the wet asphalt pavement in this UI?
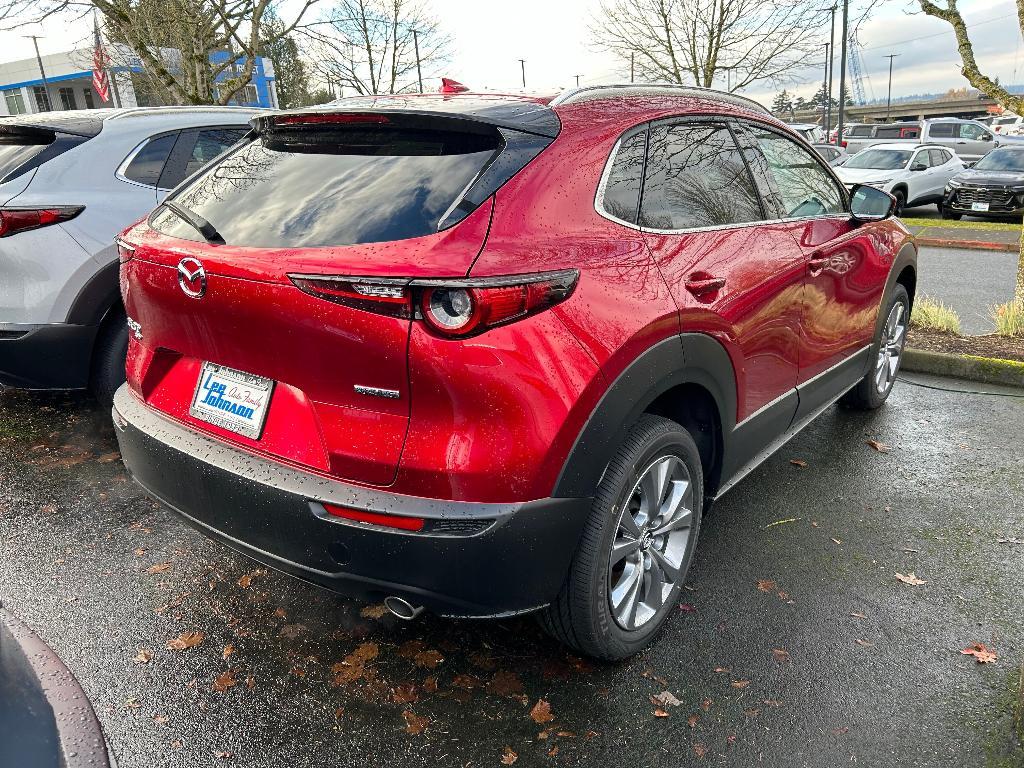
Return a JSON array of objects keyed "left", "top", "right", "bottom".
[
  {"left": 917, "top": 247, "right": 1018, "bottom": 335},
  {"left": 0, "top": 377, "right": 1022, "bottom": 768}
]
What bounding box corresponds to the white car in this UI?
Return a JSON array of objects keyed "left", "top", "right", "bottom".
[
  {"left": 835, "top": 143, "right": 965, "bottom": 214},
  {"left": 0, "top": 107, "right": 263, "bottom": 403}
]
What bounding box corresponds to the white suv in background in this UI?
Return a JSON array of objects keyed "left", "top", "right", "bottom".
[
  {"left": 0, "top": 107, "right": 262, "bottom": 403},
  {"left": 834, "top": 143, "right": 965, "bottom": 214}
]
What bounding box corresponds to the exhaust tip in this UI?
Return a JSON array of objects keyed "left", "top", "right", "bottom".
[{"left": 383, "top": 596, "right": 425, "bottom": 621}]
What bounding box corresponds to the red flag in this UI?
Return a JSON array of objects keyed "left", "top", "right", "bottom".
[{"left": 92, "top": 15, "right": 111, "bottom": 103}]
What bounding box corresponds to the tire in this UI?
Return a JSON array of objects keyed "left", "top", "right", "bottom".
[
  {"left": 538, "top": 414, "right": 703, "bottom": 661},
  {"left": 940, "top": 206, "right": 962, "bottom": 220},
  {"left": 841, "top": 284, "right": 910, "bottom": 411},
  {"left": 892, "top": 189, "right": 906, "bottom": 216},
  {"left": 89, "top": 307, "right": 129, "bottom": 408}
]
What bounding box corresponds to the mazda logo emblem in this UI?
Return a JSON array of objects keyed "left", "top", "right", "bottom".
[{"left": 177, "top": 258, "right": 206, "bottom": 299}]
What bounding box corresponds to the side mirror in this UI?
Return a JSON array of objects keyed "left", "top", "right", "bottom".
[
  {"left": 981, "top": 133, "right": 993, "bottom": 141},
  {"left": 850, "top": 184, "right": 895, "bottom": 222},
  {"left": 909, "top": 163, "right": 927, "bottom": 171}
]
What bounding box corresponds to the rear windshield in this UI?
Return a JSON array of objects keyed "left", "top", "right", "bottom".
[
  {"left": 0, "top": 137, "right": 49, "bottom": 183},
  {"left": 151, "top": 126, "right": 501, "bottom": 248}
]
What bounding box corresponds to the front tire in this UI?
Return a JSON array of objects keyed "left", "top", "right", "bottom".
[
  {"left": 539, "top": 415, "right": 703, "bottom": 661},
  {"left": 841, "top": 284, "right": 909, "bottom": 410},
  {"left": 940, "top": 206, "right": 962, "bottom": 220},
  {"left": 892, "top": 189, "right": 906, "bottom": 216}
]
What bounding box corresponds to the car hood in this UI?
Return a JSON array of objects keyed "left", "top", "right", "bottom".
[
  {"left": 834, "top": 166, "right": 903, "bottom": 184},
  {"left": 951, "top": 168, "right": 1024, "bottom": 188}
]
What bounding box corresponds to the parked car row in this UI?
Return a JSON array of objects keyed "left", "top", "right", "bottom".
[{"left": 0, "top": 107, "right": 261, "bottom": 402}]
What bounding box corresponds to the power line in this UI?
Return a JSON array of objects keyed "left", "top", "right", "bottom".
[{"left": 858, "top": 12, "right": 1014, "bottom": 53}]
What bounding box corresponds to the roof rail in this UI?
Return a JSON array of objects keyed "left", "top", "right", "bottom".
[{"left": 551, "top": 83, "right": 770, "bottom": 115}]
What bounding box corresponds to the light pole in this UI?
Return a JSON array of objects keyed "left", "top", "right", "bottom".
[
  {"left": 518, "top": 59, "right": 526, "bottom": 88},
  {"left": 630, "top": 52, "right": 635, "bottom": 83},
  {"left": 412, "top": 29, "right": 423, "bottom": 93},
  {"left": 24, "top": 35, "right": 51, "bottom": 111},
  {"left": 826, "top": 4, "right": 836, "bottom": 140},
  {"left": 822, "top": 43, "right": 830, "bottom": 130},
  {"left": 884, "top": 53, "right": 900, "bottom": 121},
  {"left": 837, "top": 0, "right": 849, "bottom": 145}
]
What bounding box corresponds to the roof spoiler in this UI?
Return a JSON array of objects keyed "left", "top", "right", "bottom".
[{"left": 0, "top": 124, "right": 57, "bottom": 144}]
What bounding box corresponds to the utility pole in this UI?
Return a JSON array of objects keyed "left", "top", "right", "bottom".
[
  {"left": 837, "top": 0, "right": 849, "bottom": 146},
  {"left": 518, "top": 59, "right": 526, "bottom": 88},
  {"left": 412, "top": 29, "right": 423, "bottom": 93},
  {"left": 826, "top": 5, "right": 836, "bottom": 141},
  {"left": 822, "top": 43, "right": 830, "bottom": 130},
  {"left": 630, "top": 52, "right": 635, "bottom": 83},
  {"left": 574, "top": 74, "right": 581, "bottom": 87},
  {"left": 884, "top": 53, "right": 900, "bottom": 120},
  {"left": 25, "top": 35, "right": 51, "bottom": 111}
]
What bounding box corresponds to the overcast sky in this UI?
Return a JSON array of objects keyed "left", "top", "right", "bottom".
[{"left": 0, "top": 0, "right": 1019, "bottom": 107}]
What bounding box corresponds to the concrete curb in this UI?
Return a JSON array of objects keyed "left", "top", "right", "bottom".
[
  {"left": 915, "top": 237, "right": 1018, "bottom": 253},
  {"left": 903, "top": 348, "right": 1024, "bottom": 388}
]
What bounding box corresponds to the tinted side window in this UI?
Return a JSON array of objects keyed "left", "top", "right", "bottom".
[
  {"left": 959, "top": 123, "right": 986, "bottom": 140},
  {"left": 121, "top": 133, "right": 177, "bottom": 186},
  {"left": 929, "top": 149, "right": 947, "bottom": 166},
  {"left": 639, "top": 122, "right": 762, "bottom": 230},
  {"left": 752, "top": 128, "right": 845, "bottom": 217},
  {"left": 874, "top": 125, "right": 901, "bottom": 138},
  {"left": 928, "top": 123, "right": 954, "bottom": 138},
  {"left": 600, "top": 128, "right": 647, "bottom": 224},
  {"left": 183, "top": 128, "right": 247, "bottom": 178}
]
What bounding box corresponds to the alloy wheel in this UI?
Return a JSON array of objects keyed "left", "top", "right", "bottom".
[
  {"left": 875, "top": 300, "right": 907, "bottom": 395},
  {"left": 607, "top": 455, "right": 694, "bottom": 630}
]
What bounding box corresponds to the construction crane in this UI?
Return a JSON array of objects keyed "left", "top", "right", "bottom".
[{"left": 847, "top": 31, "right": 870, "bottom": 106}]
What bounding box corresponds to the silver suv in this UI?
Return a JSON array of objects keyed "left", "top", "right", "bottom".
[{"left": 0, "top": 107, "right": 263, "bottom": 402}]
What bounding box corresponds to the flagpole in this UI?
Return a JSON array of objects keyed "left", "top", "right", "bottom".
[{"left": 93, "top": 11, "right": 120, "bottom": 108}]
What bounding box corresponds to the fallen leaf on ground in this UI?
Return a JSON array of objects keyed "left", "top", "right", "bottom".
[
  {"left": 895, "top": 572, "right": 926, "bottom": 586},
  {"left": 687, "top": 714, "right": 699, "bottom": 728},
  {"left": 764, "top": 517, "right": 800, "bottom": 529},
  {"left": 412, "top": 648, "right": 444, "bottom": 669},
  {"left": 772, "top": 648, "right": 790, "bottom": 662},
  {"left": 500, "top": 747, "right": 518, "bottom": 765},
  {"left": 961, "top": 642, "right": 998, "bottom": 664},
  {"left": 831, "top": 538, "right": 842, "bottom": 545},
  {"left": 273, "top": 607, "right": 287, "bottom": 619},
  {"left": 701, "top": 698, "right": 712, "bottom": 711},
  {"left": 833, "top": 727, "right": 849, "bottom": 735},
  {"left": 731, "top": 679, "right": 751, "bottom": 689},
  {"left": 529, "top": 698, "right": 554, "bottom": 724},
  {"left": 651, "top": 690, "right": 682, "bottom": 707},
  {"left": 212, "top": 669, "right": 237, "bottom": 693},
  {"left": 145, "top": 562, "right": 171, "bottom": 574},
  {"left": 402, "top": 709, "right": 428, "bottom": 735},
  {"left": 166, "top": 631, "right": 204, "bottom": 651},
  {"left": 547, "top": 746, "right": 559, "bottom": 757},
  {"left": 392, "top": 684, "right": 418, "bottom": 704},
  {"left": 96, "top": 452, "right": 121, "bottom": 463},
  {"left": 222, "top": 644, "right": 235, "bottom": 660},
  {"left": 487, "top": 670, "right": 524, "bottom": 696},
  {"left": 756, "top": 579, "right": 777, "bottom": 592},
  {"left": 360, "top": 603, "right": 389, "bottom": 619},
  {"left": 679, "top": 603, "right": 697, "bottom": 613},
  {"left": 653, "top": 708, "right": 670, "bottom": 717},
  {"left": 694, "top": 743, "right": 708, "bottom": 757},
  {"left": 866, "top": 439, "right": 890, "bottom": 453},
  {"left": 851, "top": 612, "right": 867, "bottom": 619},
  {"left": 279, "top": 623, "right": 307, "bottom": 639},
  {"left": 152, "top": 713, "right": 169, "bottom": 724},
  {"left": 215, "top": 751, "right": 232, "bottom": 760},
  {"left": 348, "top": 642, "right": 379, "bottom": 664},
  {"left": 237, "top": 570, "right": 265, "bottom": 588},
  {"left": 855, "top": 639, "right": 875, "bottom": 647},
  {"left": 125, "top": 697, "right": 141, "bottom": 709},
  {"left": 133, "top": 648, "right": 153, "bottom": 664},
  {"left": 789, "top": 459, "right": 808, "bottom": 468}
]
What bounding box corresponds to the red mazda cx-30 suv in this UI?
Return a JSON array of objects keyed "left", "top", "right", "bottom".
[{"left": 112, "top": 86, "right": 916, "bottom": 660}]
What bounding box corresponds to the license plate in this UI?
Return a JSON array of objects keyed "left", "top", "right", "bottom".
[
  {"left": 190, "top": 362, "right": 274, "bottom": 439},
  {"left": 972, "top": 202, "right": 990, "bottom": 212}
]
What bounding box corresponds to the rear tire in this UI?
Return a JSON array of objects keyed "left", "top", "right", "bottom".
[
  {"left": 89, "top": 307, "right": 128, "bottom": 408},
  {"left": 538, "top": 415, "right": 703, "bottom": 661},
  {"left": 841, "top": 284, "right": 909, "bottom": 411}
]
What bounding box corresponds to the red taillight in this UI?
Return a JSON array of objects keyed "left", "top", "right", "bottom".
[
  {"left": 289, "top": 270, "right": 579, "bottom": 338},
  {"left": 0, "top": 206, "right": 83, "bottom": 238},
  {"left": 840, "top": 140, "right": 848, "bottom": 148},
  {"left": 322, "top": 503, "right": 425, "bottom": 532}
]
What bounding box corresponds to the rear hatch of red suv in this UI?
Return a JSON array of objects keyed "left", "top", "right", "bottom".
[{"left": 119, "top": 96, "right": 559, "bottom": 487}]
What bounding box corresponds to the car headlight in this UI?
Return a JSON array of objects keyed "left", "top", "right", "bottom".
[
  {"left": 863, "top": 179, "right": 892, "bottom": 187},
  {"left": 946, "top": 179, "right": 963, "bottom": 189}
]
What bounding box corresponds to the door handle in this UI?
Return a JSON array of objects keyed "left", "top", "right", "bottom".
[
  {"left": 808, "top": 254, "right": 830, "bottom": 276},
  {"left": 684, "top": 276, "right": 726, "bottom": 296}
]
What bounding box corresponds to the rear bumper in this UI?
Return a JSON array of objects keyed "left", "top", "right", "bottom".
[
  {"left": 112, "top": 386, "right": 591, "bottom": 617},
  {"left": 0, "top": 323, "right": 97, "bottom": 389}
]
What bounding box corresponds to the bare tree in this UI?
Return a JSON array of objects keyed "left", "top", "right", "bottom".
[
  {"left": 304, "top": 0, "right": 451, "bottom": 96},
  {"left": 1, "top": 0, "right": 319, "bottom": 105},
  {"left": 591, "top": 0, "right": 829, "bottom": 92},
  {"left": 919, "top": 0, "right": 1024, "bottom": 306}
]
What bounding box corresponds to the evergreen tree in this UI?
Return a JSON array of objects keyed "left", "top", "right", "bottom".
[{"left": 260, "top": 17, "right": 313, "bottom": 109}]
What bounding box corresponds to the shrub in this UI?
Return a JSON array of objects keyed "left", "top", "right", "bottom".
[
  {"left": 992, "top": 301, "right": 1024, "bottom": 337},
  {"left": 910, "top": 295, "right": 961, "bottom": 334}
]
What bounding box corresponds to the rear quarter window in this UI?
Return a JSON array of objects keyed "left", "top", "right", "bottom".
[
  {"left": 0, "top": 138, "right": 48, "bottom": 182},
  {"left": 151, "top": 125, "right": 502, "bottom": 248}
]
